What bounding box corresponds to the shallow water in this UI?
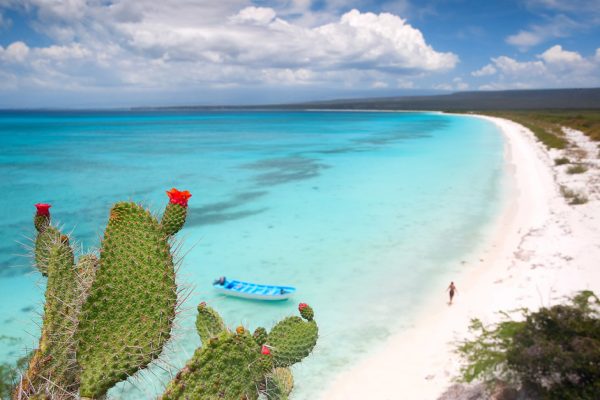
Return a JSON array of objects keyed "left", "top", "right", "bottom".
[{"left": 0, "top": 110, "right": 505, "bottom": 398}]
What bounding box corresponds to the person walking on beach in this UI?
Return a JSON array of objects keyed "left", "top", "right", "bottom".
[{"left": 447, "top": 281, "right": 457, "bottom": 305}]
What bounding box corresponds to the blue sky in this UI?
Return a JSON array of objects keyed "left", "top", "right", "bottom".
[{"left": 0, "top": 0, "right": 599, "bottom": 108}]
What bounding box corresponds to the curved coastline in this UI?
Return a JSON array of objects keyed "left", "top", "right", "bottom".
[{"left": 320, "top": 114, "right": 600, "bottom": 399}]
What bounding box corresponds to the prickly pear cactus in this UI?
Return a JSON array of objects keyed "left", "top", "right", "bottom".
[
  {"left": 15, "top": 189, "right": 319, "bottom": 400},
  {"left": 162, "top": 331, "right": 270, "bottom": 400},
  {"left": 267, "top": 303, "right": 318, "bottom": 368},
  {"left": 16, "top": 189, "right": 191, "bottom": 400},
  {"left": 161, "top": 302, "right": 318, "bottom": 400},
  {"left": 18, "top": 232, "right": 81, "bottom": 398},
  {"left": 76, "top": 202, "right": 179, "bottom": 397}
]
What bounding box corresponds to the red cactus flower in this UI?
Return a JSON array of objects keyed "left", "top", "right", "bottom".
[
  {"left": 261, "top": 345, "right": 271, "bottom": 355},
  {"left": 299, "top": 303, "right": 308, "bottom": 312},
  {"left": 166, "top": 188, "right": 192, "bottom": 207},
  {"left": 35, "top": 203, "right": 51, "bottom": 216},
  {"left": 199, "top": 301, "right": 206, "bottom": 307}
]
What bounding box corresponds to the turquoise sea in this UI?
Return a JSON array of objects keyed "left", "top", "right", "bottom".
[{"left": 0, "top": 110, "right": 505, "bottom": 398}]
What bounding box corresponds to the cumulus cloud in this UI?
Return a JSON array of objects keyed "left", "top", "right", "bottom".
[
  {"left": 538, "top": 44, "right": 583, "bottom": 64},
  {"left": 230, "top": 6, "right": 276, "bottom": 25},
  {"left": 471, "top": 64, "right": 496, "bottom": 77},
  {"left": 0, "top": 41, "right": 30, "bottom": 63},
  {"left": 0, "top": 1, "right": 458, "bottom": 98},
  {"left": 474, "top": 45, "right": 600, "bottom": 90},
  {"left": 505, "top": 15, "right": 578, "bottom": 51}
]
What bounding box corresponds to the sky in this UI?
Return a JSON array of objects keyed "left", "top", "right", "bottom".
[{"left": 0, "top": 0, "right": 599, "bottom": 108}]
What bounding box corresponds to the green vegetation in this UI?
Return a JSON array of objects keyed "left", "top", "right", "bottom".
[
  {"left": 566, "top": 164, "right": 588, "bottom": 174},
  {"left": 162, "top": 303, "right": 317, "bottom": 399},
  {"left": 15, "top": 191, "right": 318, "bottom": 399},
  {"left": 560, "top": 186, "right": 588, "bottom": 205},
  {"left": 481, "top": 111, "right": 568, "bottom": 149},
  {"left": 560, "top": 186, "right": 588, "bottom": 206},
  {"left": 554, "top": 157, "right": 570, "bottom": 166},
  {"left": 457, "top": 291, "right": 600, "bottom": 399},
  {"left": 480, "top": 111, "right": 600, "bottom": 150}
]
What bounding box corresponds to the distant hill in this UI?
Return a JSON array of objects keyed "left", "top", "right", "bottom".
[
  {"left": 144, "top": 88, "right": 600, "bottom": 111},
  {"left": 290, "top": 88, "right": 600, "bottom": 111}
]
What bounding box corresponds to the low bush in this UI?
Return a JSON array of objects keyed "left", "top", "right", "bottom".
[
  {"left": 566, "top": 164, "right": 588, "bottom": 174},
  {"left": 457, "top": 291, "right": 600, "bottom": 400},
  {"left": 560, "top": 186, "right": 588, "bottom": 205},
  {"left": 554, "top": 157, "right": 570, "bottom": 166}
]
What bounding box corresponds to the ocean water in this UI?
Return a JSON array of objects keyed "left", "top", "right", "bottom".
[{"left": 0, "top": 110, "right": 505, "bottom": 398}]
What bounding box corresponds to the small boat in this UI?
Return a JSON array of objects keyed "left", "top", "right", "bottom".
[{"left": 213, "top": 278, "right": 296, "bottom": 301}]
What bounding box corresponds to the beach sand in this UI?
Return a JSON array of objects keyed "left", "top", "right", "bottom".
[{"left": 320, "top": 115, "right": 600, "bottom": 400}]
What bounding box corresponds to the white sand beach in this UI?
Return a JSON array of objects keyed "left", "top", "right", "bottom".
[{"left": 321, "top": 115, "right": 600, "bottom": 400}]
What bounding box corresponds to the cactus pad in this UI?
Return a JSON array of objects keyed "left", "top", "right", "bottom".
[
  {"left": 76, "top": 202, "right": 177, "bottom": 398},
  {"left": 196, "top": 302, "right": 227, "bottom": 345},
  {"left": 267, "top": 315, "right": 318, "bottom": 368},
  {"left": 20, "top": 233, "right": 80, "bottom": 397},
  {"left": 161, "top": 331, "right": 271, "bottom": 400}
]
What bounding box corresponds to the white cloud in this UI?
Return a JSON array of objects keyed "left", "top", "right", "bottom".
[
  {"left": 0, "top": 3, "right": 458, "bottom": 94},
  {"left": 230, "top": 6, "right": 277, "bottom": 25},
  {"left": 524, "top": 0, "right": 600, "bottom": 14},
  {"left": 473, "top": 45, "right": 600, "bottom": 89},
  {"left": 506, "top": 15, "right": 578, "bottom": 51},
  {"left": 492, "top": 56, "right": 547, "bottom": 75},
  {"left": 0, "top": 41, "right": 30, "bottom": 63},
  {"left": 35, "top": 43, "right": 91, "bottom": 60},
  {"left": 471, "top": 64, "right": 496, "bottom": 77},
  {"left": 313, "top": 10, "right": 458, "bottom": 71},
  {"left": 371, "top": 80, "right": 389, "bottom": 88},
  {"left": 538, "top": 44, "right": 583, "bottom": 64},
  {"left": 506, "top": 30, "right": 543, "bottom": 49}
]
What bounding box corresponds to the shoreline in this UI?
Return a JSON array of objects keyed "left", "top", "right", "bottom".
[{"left": 320, "top": 115, "right": 600, "bottom": 399}]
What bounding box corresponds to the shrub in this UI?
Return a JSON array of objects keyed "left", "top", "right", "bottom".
[
  {"left": 560, "top": 186, "right": 588, "bottom": 205},
  {"left": 554, "top": 157, "right": 570, "bottom": 166},
  {"left": 457, "top": 291, "right": 600, "bottom": 400},
  {"left": 566, "top": 164, "right": 588, "bottom": 174}
]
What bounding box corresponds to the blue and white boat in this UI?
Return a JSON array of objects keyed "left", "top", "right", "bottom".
[{"left": 213, "top": 278, "right": 296, "bottom": 300}]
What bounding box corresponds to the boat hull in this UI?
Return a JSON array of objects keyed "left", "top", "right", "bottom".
[{"left": 213, "top": 280, "right": 296, "bottom": 301}]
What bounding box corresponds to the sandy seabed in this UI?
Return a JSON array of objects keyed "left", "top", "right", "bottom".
[{"left": 320, "top": 115, "right": 600, "bottom": 400}]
